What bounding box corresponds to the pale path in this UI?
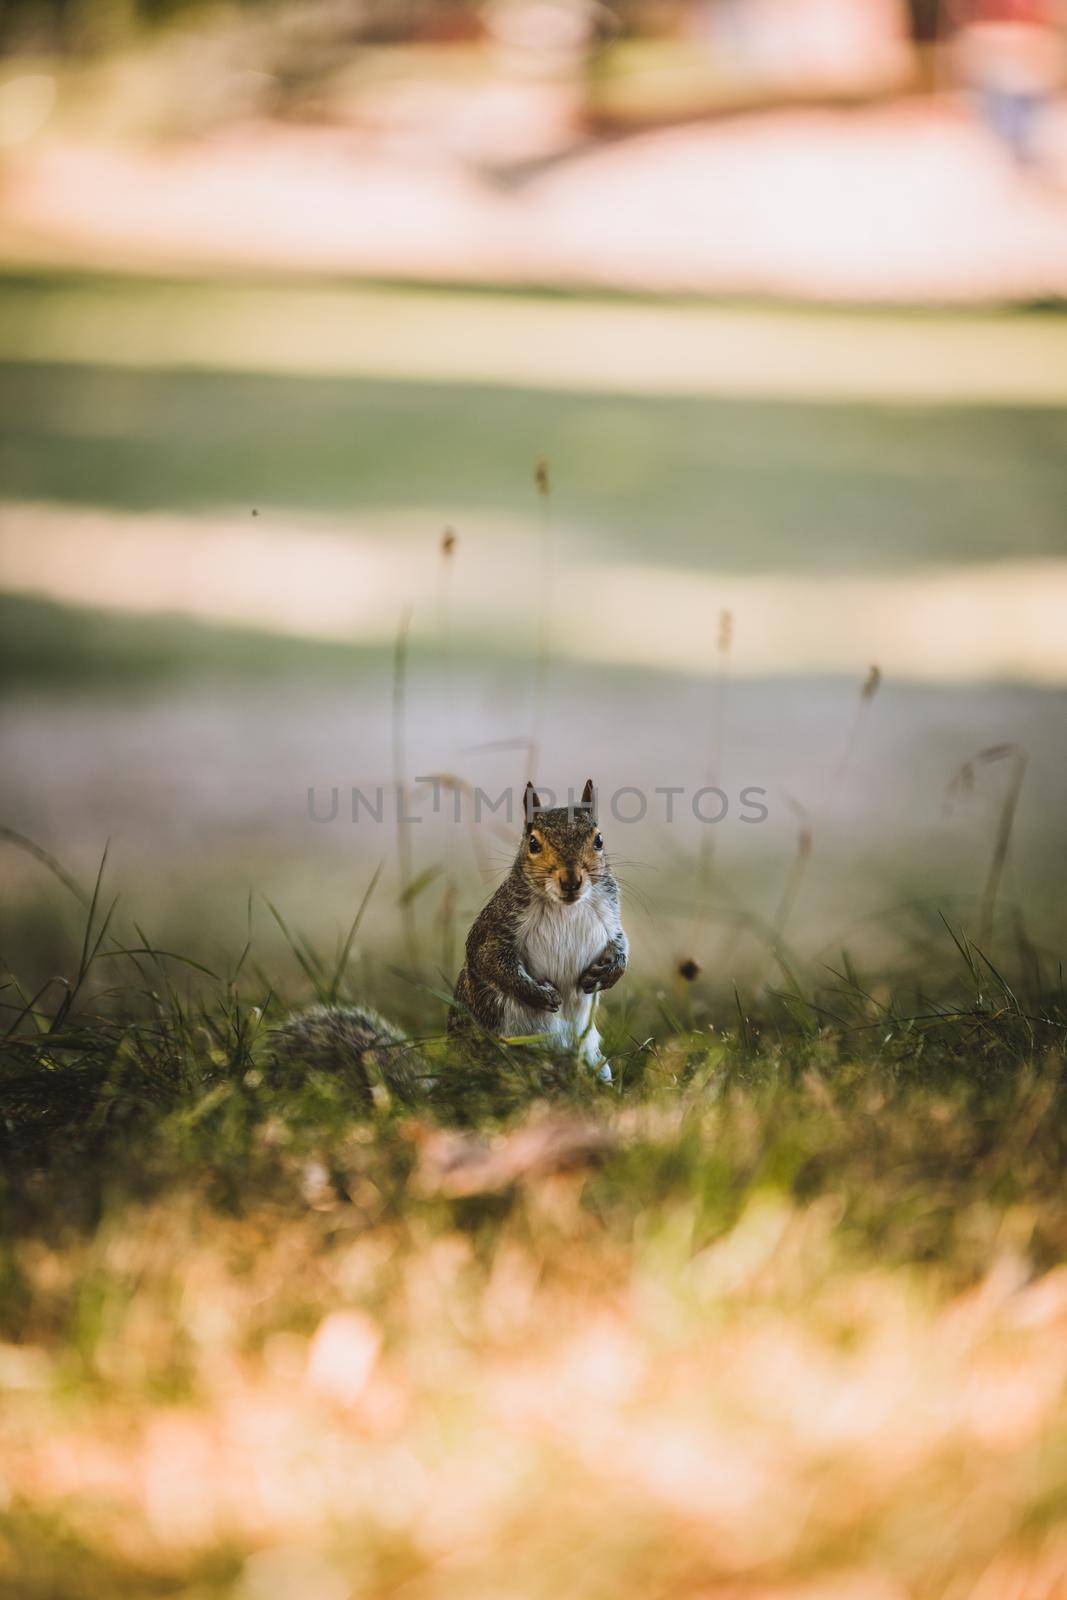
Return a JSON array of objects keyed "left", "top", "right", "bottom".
[{"left": 4, "top": 502, "right": 1067, "bottom": 684}]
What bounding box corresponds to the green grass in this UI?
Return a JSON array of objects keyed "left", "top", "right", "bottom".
[
  {"left": 3, "top": 270, "right": 1067, "bottom": 579},
  {"left": 2, "top": 858, "right": 1067, "bottom": 1598},
  {"left": 4, "top": 272, "right": 1067, "bottom": 1593},
  {"left": 4, "top": 357, "right": 1067, "bottom": 573},
  {"left": 0, "top": 592, "right": 393, "bottom": 686}
]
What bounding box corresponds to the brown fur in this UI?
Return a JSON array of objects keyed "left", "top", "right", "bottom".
[{"left": 449, "top": 779, "right": 628, "bottom": 1046}]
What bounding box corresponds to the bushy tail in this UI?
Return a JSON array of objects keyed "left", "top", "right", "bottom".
[{"left": 270, "top": 1003, "right": 421, "bottom": 1102}]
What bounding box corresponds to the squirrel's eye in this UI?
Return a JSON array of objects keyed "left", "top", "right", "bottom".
[
  {"left": 528, "top": 836, "right": 542, "bottom": 855},
  {"left": 593, "top": 832, "right": 603, "bottom": 850}
]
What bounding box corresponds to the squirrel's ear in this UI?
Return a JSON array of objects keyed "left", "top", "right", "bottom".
[
  {"left": 581, "top": 778, "right": 596, "bottom": 813},
  {"left": 523, "top": 781, "right": 542, "bottom": 826}
]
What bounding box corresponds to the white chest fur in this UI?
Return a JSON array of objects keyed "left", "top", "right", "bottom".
[
  {"left": 516, "top": 892, "right": 610, "bottom": 1006},
  {"left": 501, "top": 890, "right": 612, "bottom": 1066}
]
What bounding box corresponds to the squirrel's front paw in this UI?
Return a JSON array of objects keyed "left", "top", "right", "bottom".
[
  {"left": 579, "top": 952, "right": 626, "bottom": 994},
  {"left": 529, "top": 980, "right": 562, "bottom": 1013}
]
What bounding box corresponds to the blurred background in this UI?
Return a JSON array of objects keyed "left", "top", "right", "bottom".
[{"left": 1, "top": 0, "right": 1066, "bottom": 997}]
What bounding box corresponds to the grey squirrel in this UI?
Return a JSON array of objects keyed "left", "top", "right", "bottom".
[
  {"left": 449, "top": 779, "right": 627, "bottom": 1080},
  {"left": 273, "top": 778, "right": 628, "bottom": 1088}
]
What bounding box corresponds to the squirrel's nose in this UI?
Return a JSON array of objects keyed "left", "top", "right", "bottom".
[{"left": 560, "top": 869, "right": 583, "bottom": 896}]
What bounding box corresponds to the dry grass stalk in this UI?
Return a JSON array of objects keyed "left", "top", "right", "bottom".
[
  {"left": 439, "top": 529, "right": 458, "bottom": 975},
  {"left": 393, "top": 605, "right": 417, "bottom": 970},
  {"left": 410, "top": 771, "right": 507, "bottom": 886},
  {"left": 684, "top": 607, "right": 734, "bottom": 976},
  {"left": 980, "top": 751, "right": 1028, "bottom": 950},
  {"left": 825, "top": 662, "right": 882, "bottom": 813},
  {"left": 436, "top": 872, "right": 458, "bottom": 979},
  {"left": 947, "top": 744, "right": 1028, "bottom": 950},
  {"left": 529, "top": 455, "right": 553, "bottom": 785},
  {"left": 767, "top": 793, "right": 814, "bottom": 974}
]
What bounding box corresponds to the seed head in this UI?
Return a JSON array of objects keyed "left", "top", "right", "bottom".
[{"left": 718, "top": 609, "right": 733, "bottom": 653}]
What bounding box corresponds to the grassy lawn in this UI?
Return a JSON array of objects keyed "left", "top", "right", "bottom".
[
  {"left": 4, "top": 359, "right": 1067, "bottom": 575},
  {"left": 1, "top": 273, "right": 1066, "bottom": 581},
  {"left": 2, "top": 273, "right": 1066, "bottom": 1014},
  {"left": 2, "top": 884, "right": 1067, "bottom": 1598},
  {"left": 3, "top": 274, "right": 1067, "bottom": 1595}
]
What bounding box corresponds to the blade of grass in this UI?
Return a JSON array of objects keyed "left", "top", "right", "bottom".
[{"left": 328, "top": 861, "right": 383, "bottom": 1005}]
